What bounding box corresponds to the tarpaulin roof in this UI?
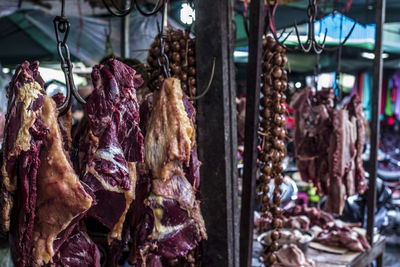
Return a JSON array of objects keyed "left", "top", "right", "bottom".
[{"left": 0, "top": 6, "right": 183, "bottom": 67}]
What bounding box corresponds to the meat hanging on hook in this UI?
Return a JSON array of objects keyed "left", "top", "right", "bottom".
[{"left": 258, "top": 35, "right": 288, "bottom": 265}]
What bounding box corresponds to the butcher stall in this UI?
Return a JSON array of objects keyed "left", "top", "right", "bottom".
[{"left": 0, "top": 0, "right": 398, "bottom": 267}]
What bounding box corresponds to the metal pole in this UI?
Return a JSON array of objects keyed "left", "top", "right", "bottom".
[
  {"left": 195, "top": 0, "right": 239, "bottom": 266},
  {"left": 239, "top": 0, "right": 264, "bottom": 266},
  {"left": 367, "top": 0, "right": 386, "bottom": 245},
  {"left": 120, "top": 0, "right": 130, "bottom": 58}
]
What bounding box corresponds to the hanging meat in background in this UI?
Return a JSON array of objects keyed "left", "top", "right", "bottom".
[
  {"left": 0, "top": 61, "right": 98, "bottom": 267},
  {"left": 291, "top": 87, "right": 367, "bottom": 215},
  {"left": 73, "top": 58, "right": 144, "bottom": 267},
  {"left": 129, "top": 78, "right": 206, "bottom": 266},
  {"left": 147, "top": 29, "right": 197, "bottom": 98}
]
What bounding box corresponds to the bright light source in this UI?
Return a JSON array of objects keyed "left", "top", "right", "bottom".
[
  {"left": 233, "top": 51, "right": 248, "bottom": 57},
  {"left": 361, "top": 52, "right": 389, "bottom": 60},
  {"left": 295, "top": 82, "right": 302, "bottom": 88},
  {"left": 180, "top": 3, "right": 195, "bottom": 25},
  {"left": 342, "top": 74, "right": 355, "bottom": 88},
  {"left": 2, "top": 67, "right": 10, "bottom": 74},
  {"left": 319, "top": 73, "right": 333, "bottom": 88}
]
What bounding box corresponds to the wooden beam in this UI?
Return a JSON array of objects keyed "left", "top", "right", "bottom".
[
  {"left": 239, "top": 0, "right": 265, "bottom": 266},
  {"left": 367, "top": 0, "right": 386, "bottom": 245},
  {"left": 195, "top": 0, "right": 239, "bottom": 266}
]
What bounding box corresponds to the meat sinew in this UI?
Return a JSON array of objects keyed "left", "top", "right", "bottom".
[{"left": 129, "top": 78, "right": 206, "bottom": 265}]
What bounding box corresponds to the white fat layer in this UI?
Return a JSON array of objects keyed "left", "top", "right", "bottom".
[{"left": 96, "top": 144, "right": 129, "bottom": 173}]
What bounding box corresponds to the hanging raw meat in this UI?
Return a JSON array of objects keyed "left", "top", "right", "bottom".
[
  {"left": 129, "top": 78, "right": 206, "bottom": 266},
  {"left": 50, "top": 224, "right": 101, "bottom": 267},
  {"left": 291, "top": 88, "right": 367, "bottom": 215},
  {"left": 0, "top": 61, "right": 94, "bottom": 266},
  {"left": 75, "top": 58, "right": 144, "bottom": 266},
  {"left": 144, "top": 77, "right": 194, "bottom": 181},
  {"left": 0, "top": 61, "right": 48, "bottom": 266}
]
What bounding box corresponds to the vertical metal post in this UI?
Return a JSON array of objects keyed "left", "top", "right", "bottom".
[
  {"left": 239, "top": 0, "right": 264, "bottom": 266},
  {"left": 367, "top": 0, "right": 386, "bottom": 245},
  {"left": 195, "top": 0, "right": 239, "bottom": 266},
  {"left": 120, "top": 0, "right": 130, "bottom": 58}
]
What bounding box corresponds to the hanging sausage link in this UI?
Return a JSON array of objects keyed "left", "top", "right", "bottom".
[
  {"left": 258, "top": 35, "right": 288, "bottom": 264},
  {"left": 148, "top": 29, "right": 196, "bottom": 97}
]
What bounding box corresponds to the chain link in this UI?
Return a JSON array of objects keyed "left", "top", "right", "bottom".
[
  {"left": 53, "top": 4, "right": 86, "bottom": 115},
  {"left": 156, "top": 3, "right": 171, "bottom": 79}
]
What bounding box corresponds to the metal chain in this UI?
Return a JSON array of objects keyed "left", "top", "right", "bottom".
[
  {"left": 156, "top": 2, "right": 171, "bottom": 78},
  {"left": 53, "top": 0, "right": 86, "bottom": 115}
]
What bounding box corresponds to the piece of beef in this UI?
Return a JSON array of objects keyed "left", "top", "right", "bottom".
[
  {"left": 344, "top": 95, "right": 367, "bottom": 194},
  {"left": 292, "top": 88, "right": 367, "bottom": 215},
  {"left": 291, "top": 88, "right": 333, "bottom": 195},
  {"left": 52, "top": 93, "right": 72, "bottom": 152},
  {"left": 325, "top": 110, "right": 348, "bottom": 214},
  {"left": 86, "top": 58, "right": 143, "bottom": 162},
  {"left": 0, "top": 61, "right": 48, "bottom": 267},
  {"left": 127, "top": 166, "right": 152, "bottom": 266},
  {"left": 315, "top": 225, "right": 370, "bottom": 252},
  {"left": 1, "top": 61, "right": 93, "bottom": 267},
  {"left": 271, "top": 244, "right": 315, "bottom": 267},
  {"left": 76, "top": 59, "right": 143, "bottom": 266},
  {"left": 284, "top": 204, "right": 334, "bottom": 228},
  {"left": 130, "top": 78, "right": 206, "bottom": 265},
  {"left": 140, "top": 93, "right": 200, "bottom": 189},
  {"left": 50, "top": 225, "right": 101, "bottom": 267},
  {"left": 144, "top": 78, "right": 194, "bottom": 181},
  {"left": 283, "top": 215, "right": 311, "bottom": 230},
  {"left": 139, "top": 94, "right": 153, "bottom": 137},
  {"left": 32, "top": 95, "right": 93, "bottom": 265}
]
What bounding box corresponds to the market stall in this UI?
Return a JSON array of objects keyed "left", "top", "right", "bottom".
[
  {"left": 0, "top": 0, "right": 399, "bottom": 267},
  {"left": 240, "top": 0, "right": 390, "bottom": 266}
]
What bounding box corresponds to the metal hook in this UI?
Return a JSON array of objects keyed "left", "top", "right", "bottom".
[
  {"left": 101, "top": 0, "right": 134, "bottom": 17},
  {"left": 135, "top": 0, "right": 164, "bottom": 16},
  {"left": 268, "top": 0, "right": 355, "bottom": 54},
  {"left": 189, "top": 57, "right": 216, "bottom": 101},
  {"left": 54, "top": 0, "right": 86, "bottom": 116},
  {"left": 155, "top": 2, "right": 171, "bottom": 79},
  {"left": 101, "top": 0, "right": 163, "bottom": 17}
]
